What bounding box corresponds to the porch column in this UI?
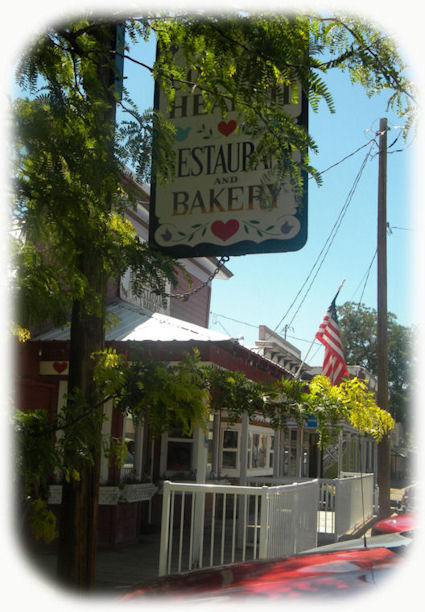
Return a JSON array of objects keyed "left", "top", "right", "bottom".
[
  {"left": 192, "top": 423, "right": 208, "bottom": 568},
  {"left": 373, "top": 441, "right": 378, "bottom": 486},
  {"left": 211, "top": 412, "right": 221, "bottom": 479},
  {"left": 134, "top": 421, "right": 144, "bottom": 481},
  {"left": 360, "top": 437, "right": 367, "bottom": 473},
  {"left": 367, "top": 439, "right": 373, "bottom": 473},
  {"left": 353, "top": 434, "right": 358, "bottom": 472},
  {"left": 159, "top": 433, "right": 167, "bottom": 476},
  {"left": 316, "top": 437, "right": 322, "bottom": 478},
  {"left": 237, "top": 412, "right": 249, "bottom": 548},
  {"left": 273, "top": 429, "right": 283, "bottom": 479},
  {"left": 296, "top": 426, "right": 304, "bottom": 478},
  {"left": 337, "top": 432, "right": 343, "bottom": 478},
  {"left": 194, "top": 423, "right": 208, "bottom": 483},
  {"left": 239, "top": 411, "right": 249, "bottom": 485},
  {"left": 345, "top": 435, "right": 351, "bottom": 472}
]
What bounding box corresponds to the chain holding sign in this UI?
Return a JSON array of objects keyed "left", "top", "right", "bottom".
[{"left": 150, "top": 52, "right": 308, "bottom": 258}]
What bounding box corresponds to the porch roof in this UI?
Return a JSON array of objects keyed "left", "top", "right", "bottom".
[{"left": 33, "top": 300, "right": 233, "bottom": 344}]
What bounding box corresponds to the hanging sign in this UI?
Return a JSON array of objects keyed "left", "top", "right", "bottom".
[{"left": 149, "top": 59, "right": 308, "bottom": 258}]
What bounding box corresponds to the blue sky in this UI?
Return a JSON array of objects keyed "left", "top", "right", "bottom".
[{"left": 122, "top": 19, "right": 416, "bottom": 367}]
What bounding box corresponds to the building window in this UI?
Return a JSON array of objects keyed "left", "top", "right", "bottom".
[
  {"left": 222, "top": 430, "right": 238, "bottom": 469},
  {"left": 269, "top": 435, "right": 274, "bottom": 468},
  {"left": 122, "top": 416, "right": 135, "bottom": 474},
  {"left": 166, "top": 425, "right": 193, "bottom": 472},
  {"left": 221, "top": 427, "right": 275, "bottom": 474},
  {"left": 251, "top": 433, "right": 267, "bottom": 468},
  {"left": 120, "top": 415, "right": 144, "bottom": 482}
]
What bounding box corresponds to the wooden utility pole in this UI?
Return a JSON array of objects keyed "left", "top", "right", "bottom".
[{"left": 376, "top": 117, "right": 391, "bottom": 518}]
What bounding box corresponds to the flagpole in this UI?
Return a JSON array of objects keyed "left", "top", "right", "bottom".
[
  {"left": 294, "top": 279, "right": 346, "bottom": 380},
  {"left": 294, "top": 337, "right": 316, "bottom": 379},
  {"left": 334, "top": 278, "right": 346, "bottom": 300}
]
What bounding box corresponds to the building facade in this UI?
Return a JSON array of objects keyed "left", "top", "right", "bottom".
[{"left": 16, "top": 176, "right": 378, "bottom": 547}]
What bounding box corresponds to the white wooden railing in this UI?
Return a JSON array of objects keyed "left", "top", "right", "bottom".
[
  {"left": 245, "top": 474, "right": 376, "bottom": 539},
  {"left": 334, "top": 473, "right": 375, "bottom": 539},
  {"left": 158, "top": 480, "right": 319, "bottom": 576},
  {"left": 158, "top": 474, "right": 376, "bottom": 576}
]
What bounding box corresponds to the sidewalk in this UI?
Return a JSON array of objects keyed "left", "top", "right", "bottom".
[{"left": 21, "top": 529, "right": 162, "bottom": 595}]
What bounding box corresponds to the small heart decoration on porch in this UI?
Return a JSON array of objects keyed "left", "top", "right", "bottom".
[
  {"left": 217, "top": 120, "right": 237, "bottom": 136},
  {"left": 53, "top": 361, "right": 68, "bottom": 374},
  {"left": 211, "top": 219, "right": 239, "bottom": 241}
]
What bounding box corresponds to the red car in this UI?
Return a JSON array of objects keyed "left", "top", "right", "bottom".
[
  {"left": 122, "top": 545, "right": 406, "bottom": 601},
  {"left": 371, "top": 512, "right": 416, "bottom": 536}
]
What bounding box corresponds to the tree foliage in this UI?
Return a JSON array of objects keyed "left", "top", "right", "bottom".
[
  {"left": 337, "top": 301, "right": 413, "bottom": 428},
  {"left": 13, "top": 93, "right": 179, "bottom": 332},
  {"left": 145, "top": 12, "right": 414, "bottom": 190}
]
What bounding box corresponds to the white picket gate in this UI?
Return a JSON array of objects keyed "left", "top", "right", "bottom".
[{"left": 158, "top": 480, "right": 319, "bottom": 576}]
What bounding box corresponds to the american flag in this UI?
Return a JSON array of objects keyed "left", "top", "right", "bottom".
[{"left": 315, "top": 296, "right": 349, "bottom": 385}]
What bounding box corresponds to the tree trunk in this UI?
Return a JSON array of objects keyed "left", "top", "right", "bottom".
[
  {"left": 56, "top": 23, "right": 117, "bottom": 590},
  {"left": 57, "top": 259, "right": 105, "bottom": 589}
]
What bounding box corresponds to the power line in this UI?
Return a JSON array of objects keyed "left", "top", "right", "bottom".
[
  {"left": 358, "top": 249, "right": 377, "bottom": 306},
  {"left": 210, "top": 311, "right": 322, "bottom": 347},
  {"left": 210, "top": 312, "right": 258, "bottom": 329},
  {"left": 211, "top": 134, "right": 394, "bottom": 350},
  {"left": 269, "top": 142, "right": 375, "bottom": 338},
  {"left": 350, "top": 248, "right": 377, "bottom": 303},
  {"left": 311, "top": 138, "right": 375, "bottom": 179},
  {"left": 390, "top": 225, "right": 415, "bottom": 232}
]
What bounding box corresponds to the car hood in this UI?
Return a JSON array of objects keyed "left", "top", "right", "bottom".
[{"left": 122, "top": 546, "right": 407, "bottom": 601}]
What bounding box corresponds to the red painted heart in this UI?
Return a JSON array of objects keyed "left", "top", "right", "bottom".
[
  {"left": 217, "top": 120, "right": 237, "bottom": 136},
  {"left": 211, "top": 220, "right": 239, "bottom": 241},
  {"left": 53, "top": 361, "right": 68, "bottom": 374}
]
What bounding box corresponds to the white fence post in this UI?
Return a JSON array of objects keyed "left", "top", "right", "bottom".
[
  {"left": 158, "top": 481, "right": 171, "bottom": 576},
  {"left": 192, "top": 489, "right": 206, "bottom": 568},
  {"left": 258, "top": 486, "right": 269, "bottom": 559}
]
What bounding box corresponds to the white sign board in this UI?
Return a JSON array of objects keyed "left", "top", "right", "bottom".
[{"left": 150, "top": 63, "right": 308, "bottom": 258}]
